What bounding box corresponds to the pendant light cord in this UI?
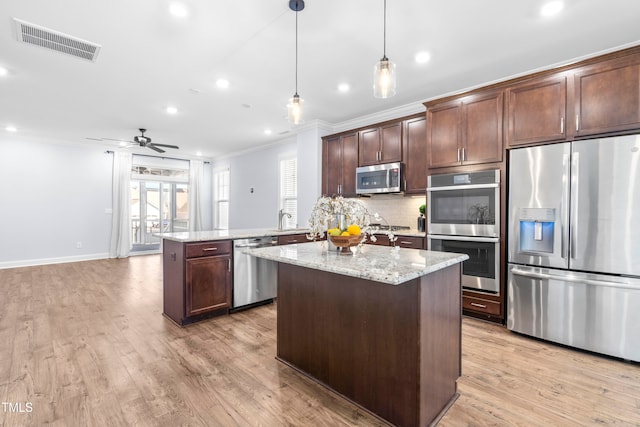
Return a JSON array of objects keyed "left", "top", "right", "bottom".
[
  {"left": 382, "top": 0, "right": 387, "bottom": 59},
  {"left": 295, "top": 8, "right": 299, "bottom": 95}
]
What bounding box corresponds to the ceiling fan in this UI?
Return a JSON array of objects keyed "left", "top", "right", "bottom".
[{"left": 87, "top": 128, "right": 179, "bottom": 153}]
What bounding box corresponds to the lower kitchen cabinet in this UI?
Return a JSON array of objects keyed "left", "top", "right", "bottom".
[
  {"left": 462, "top": 293, "right": 502, "bottom": 320},
  {"left": 395, "top": 236, "right": 425, "bottom": 249},
  {"left": 277, "top": 233, "right": 309, "bottom": 245},
  {"left": 163, "top": 239, "right": 232, "bottom": 326}
]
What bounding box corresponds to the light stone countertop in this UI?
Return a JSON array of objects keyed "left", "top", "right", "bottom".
[
  {"left": 245, "top": 241, "right": 468, "bottom": 285},
  {"left": 156, "top": 228, "right": 312, "bottom": 243}
]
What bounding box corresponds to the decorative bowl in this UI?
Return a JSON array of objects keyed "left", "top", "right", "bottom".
[{"left": 328, "top": 234, "right": 363, "bottom": 255}]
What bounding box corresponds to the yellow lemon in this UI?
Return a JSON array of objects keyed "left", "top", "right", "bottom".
[
  {"left": 347, "top": 224, "right": 361, "bottom": 235},
  {"left": 340, "top": 231, "right": 351, "bottom": 236},
  {"left": 327, "top": 227, "right": 338, "bottom": 234},
  {"left": 329, "top": 229, "right": 342, "bottom": 236}
]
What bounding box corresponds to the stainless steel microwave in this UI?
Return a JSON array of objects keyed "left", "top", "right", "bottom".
[{"left": 356, "top": 162, "right": 402, "bottom": 194}]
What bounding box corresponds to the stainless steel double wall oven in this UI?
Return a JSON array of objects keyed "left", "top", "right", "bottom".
[{"left": 427, "top": 170, "right": 501, "bottom": 294}]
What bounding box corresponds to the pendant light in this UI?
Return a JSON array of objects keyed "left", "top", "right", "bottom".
[
  {"left": 287, "top": 0, "right": 305, "bottom": 124},
  {"left": 373, "top": 0, "right": 396, "bottom": 98}
]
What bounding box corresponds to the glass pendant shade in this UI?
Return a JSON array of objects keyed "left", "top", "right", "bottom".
[
  {"left": 287, "top": 93, "right": 303, "bottom": 124},
  {"left": 373, "top": 57, "right": 396, "bottom": 98}
]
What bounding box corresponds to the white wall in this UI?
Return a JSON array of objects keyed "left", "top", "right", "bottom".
[
  {"left": 212, "top": 123, "right": 329, "bottom": 230},
  {"left": 0, "top": 139, "right": 113, "bottom": 267},
  {"left": 0, "top": 138, "right": 214, "bottom": 268}
]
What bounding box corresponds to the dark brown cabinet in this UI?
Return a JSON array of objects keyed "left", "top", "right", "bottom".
[
  {"left": 322, "top": 132, "right": 358, "bottom": 197},
  {"left": 402, "top": 115, "right": 428, "bottom": 193},
  {"left": 462, "top": 294, "right": 502, "bottom": 318},
  {"left": 358, "top": 122, "right": 402, "bottom": 166},
  {"left": 394, "top": 236, "right": 425, "bottom": 249},
  {"left": 507, "top": 75, "right": 567, "bottom": 147},
  {"left": 427, "top": 90, "right": 503, "bottom": 168},
  {"left": 162, "top": 239, "right": 232, "bottom": 325},
  {"left": 277, "top": 233, "right": 309, "bottom": 245},
  {"left": 574, "top": 55, "right": 640, "bottom": 137}
]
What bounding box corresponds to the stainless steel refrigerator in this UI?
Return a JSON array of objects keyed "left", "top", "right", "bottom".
[{"left": 507, "top": 135, "right": 640, "bottom": 362}]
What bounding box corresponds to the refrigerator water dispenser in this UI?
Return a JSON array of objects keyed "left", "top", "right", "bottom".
[{"left": 519, "top": 208, "right": 555, "bottom": 253}]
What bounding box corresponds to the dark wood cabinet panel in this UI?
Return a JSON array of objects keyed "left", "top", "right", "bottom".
[
  {"left": 507, "top": 75, "right": 567, "bottom": 146},
  {"left": 462, "top": 91, "right": 504, "bottom": 164},
  {"left": 322, "top": 132, "right": 358, "bottom": 197},
  {"left": 574, "top": 55, "right": 640, "bottom": 136},
  {"left": 358, "top": 127, "right": 380, "bottom": 166},
  {"left": 462, "top": 294, "right": 501, "bottom": 317},
  {"left": 395, "top": 236, "right": 425, "bottom": 249},
  {"left": 186, "top": 256, "right": 232, "bottom": 317},
  {"left": 162, "top": 239, "right": 232, "bottom": 325},
  {"left": 427, "top": 101, "right": 462, "bottom": 168},
  {"left": 277, "top": 233, "right": 310, "bottom": 245},
  {"left": 358, "top": 122, "right": 402, "bottom": 166},
  {"left": 427, "top": 91, "right": 503, "bottom": 168},
  {"left": 402, "top": 115, "right": 428, "bottom": 193}
]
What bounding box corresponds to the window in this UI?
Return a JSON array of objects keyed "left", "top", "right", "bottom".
[
  {"left": 214, "top": 168, "right": 230, "bottom": 229},
  {"left": 279, "top": 157, "right": 297, "bottom": 228},
  {"left": 130, "top": 156, "right": 189, "bottom": 252}
]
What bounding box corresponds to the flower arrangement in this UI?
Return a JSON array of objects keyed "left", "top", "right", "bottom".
[{"left": 306, "top": 196, "right": 395, "bottom": 245}]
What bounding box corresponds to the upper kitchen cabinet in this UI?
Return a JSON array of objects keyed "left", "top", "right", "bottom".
[
  {"left": 358, "top": 122, "right": 402, "bottom": 166},
  {"left": 507, "top": 75, "right": 568, "bottom": 147},
  {"left": 573, "top": 54, "right": 640, "bottom": 137},
  {"left": 322, "top": 132, "right": 358, "bottom": 197},
  {"left": 427, "top": 90, "right": 504, "bottom": 168},
  {"left": 402, "top": 115, "right": 428, "bottom": 193}
]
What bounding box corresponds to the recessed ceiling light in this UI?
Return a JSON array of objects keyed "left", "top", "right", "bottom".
[
  {"left": 415, "top": 51, "right": 431, "bottom": 64},
  {"left": 119, "top": 141, "right": 127, "bottom": 147},
  {"left": 0, "top": 67, "right": 8, "bottom": 76},
  {"left": 264, "top": 129, "right": 272, "bottom": 135},
  {"left": 6, "top": 125, "right": 17, "bottom": 132},
  {"left": 216, "top": 79, "right": 230, "bottom": 89},
  {"left": 196, "top": 151, "right": 203, "bottom": 157},
  {"left": 169, "top": 2, "right": 189, "bottom": 17},
  {"left": 338, "top": 83, "right": 350, "bottom": 92},
  {"left": 166, "top": 106, "right": 178, "bottom": 114},
  {"left": 541, "top": 1, "right": 563, "bottom": 16}
]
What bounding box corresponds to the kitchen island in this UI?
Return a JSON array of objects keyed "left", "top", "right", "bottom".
[{"left": 247, "top": 242, "right": 468, "bottom": 427}]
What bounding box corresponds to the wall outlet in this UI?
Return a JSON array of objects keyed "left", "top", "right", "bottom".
[{"left": 76, "top": 241, "right": 82, "bottom": 249}]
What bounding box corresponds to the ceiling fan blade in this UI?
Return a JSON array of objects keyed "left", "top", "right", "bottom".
[
  {"left": 147, "top": 145, "right": 165, "bottom": 153},
  {"left": 102, "top": 138, "right": 134, "bottom": 143},
  {"left": 149, "top": 143, "right": 179, "bottom": 149},
  {"left": 85, "top": 137, "right": 103, "bottom": 141}
]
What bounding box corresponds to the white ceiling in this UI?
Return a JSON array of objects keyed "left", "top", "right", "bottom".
[{"left": 1, "top": 0, "right": 640, "bottom": 159}]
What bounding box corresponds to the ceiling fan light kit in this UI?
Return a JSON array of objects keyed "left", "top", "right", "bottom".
[
  {"left": 373, "top": 0, "right": 397, "bottom": 99},
  {"left": 287, "top": 0, "right": 304, "bottom": 124}
]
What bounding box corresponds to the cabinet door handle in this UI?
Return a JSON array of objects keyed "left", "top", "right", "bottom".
[
  {"left": 462, "top": 147, "right": 466, "bottom": 162},
  {"left": 228, "top": 259, "right": 231, "bottom": 272},
  {"left": 560, "top": 117, "right": 564, "bottom": 133},
  {"left": 470, "top": 302, "right": 487, "bottom": 309},
  {"left": 202, "top": 247, "right": 218, "bottom": 252},
  {"left": 457, "top": 148, "right": 461, "bottom": 162},
  {"left": 399, "top": 241, "right": 413, "bottom": 245},
  {"left": 576, "top": 114, "right": 580, "bottom": 131}
]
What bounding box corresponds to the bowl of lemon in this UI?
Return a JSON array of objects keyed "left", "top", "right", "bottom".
[{"left": 327, "top": 224, "right": 363, "bottom": 255}]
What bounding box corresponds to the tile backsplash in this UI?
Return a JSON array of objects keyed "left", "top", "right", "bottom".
[{"left": 360, "top": 194, "right": 426, "bottom": 229}]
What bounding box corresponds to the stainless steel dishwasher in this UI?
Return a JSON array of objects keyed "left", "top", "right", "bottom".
[{"left": 232, "top": 237, "right": 278, "bottom": 310}]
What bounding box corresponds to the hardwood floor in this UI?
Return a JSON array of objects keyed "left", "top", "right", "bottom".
[{"left": 1, "top": 255, "right": 638, "bottom": 426}]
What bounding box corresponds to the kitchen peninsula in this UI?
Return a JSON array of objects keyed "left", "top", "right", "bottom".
[{"left": 247, "top": 242, "right": 468, "bottom": 426}]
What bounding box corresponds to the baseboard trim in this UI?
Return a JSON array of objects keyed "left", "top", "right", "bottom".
[{"left": 0, "top": 252, "right": 110, "bottom": 269}]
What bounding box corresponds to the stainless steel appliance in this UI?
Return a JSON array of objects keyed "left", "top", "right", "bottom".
[
  {"left": 232, "top": 237, "right": 278, "bottom": 310},
  {"left": 427, "top": 170, "right": 501, "bottom": 294},
  {"left": 355, "top": 162, "right": 402, "bottom": 194},
  {"left": 508, "top": 135, "right": 640, "bottom": 362},
  {"left": 427, "top": 170, "right": 500, "bottom": 237},
  {"left": 428, "top": 235, "right": 500, "bottom": 293}
]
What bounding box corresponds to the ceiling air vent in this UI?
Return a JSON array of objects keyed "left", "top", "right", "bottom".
[{"left": 13, "top": 18, "right": 101, "bottom": 62}]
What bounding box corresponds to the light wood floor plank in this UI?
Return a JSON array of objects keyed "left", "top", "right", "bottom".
[{"left": 0, "top": 255, "right": 638, "bottom": 426}]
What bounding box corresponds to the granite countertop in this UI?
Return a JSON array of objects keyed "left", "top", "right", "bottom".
[
  {"left": 374, "top": 228, "right": 426, "bottom": 238},
  {"left": 245, "top": 241, "right": 468, "bottom": 285},
  {"left": 156, "top": 228, "right": 312, "bottom": 243}
]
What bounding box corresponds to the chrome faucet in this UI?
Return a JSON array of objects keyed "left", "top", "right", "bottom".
[{"left": 278, "top": 209, "right": 292, "bottom": 230}]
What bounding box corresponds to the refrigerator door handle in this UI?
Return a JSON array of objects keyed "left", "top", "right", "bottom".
[
  {"left": 511, "top": 268, "right": 639, "bottom": 290},
  {"left": 570, "top": 153, "right": 579, "bottom": 259},
  {"left": 561, "top": 153, "right": 570, "bottom": 259}
]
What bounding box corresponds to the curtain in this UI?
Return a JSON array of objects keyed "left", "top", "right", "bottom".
[
  {"left": 109, "top": 151, "right": 132, "bottom": 258},
  {"left": 189, "top": 159, "right": 204, "bottom": 232}
]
